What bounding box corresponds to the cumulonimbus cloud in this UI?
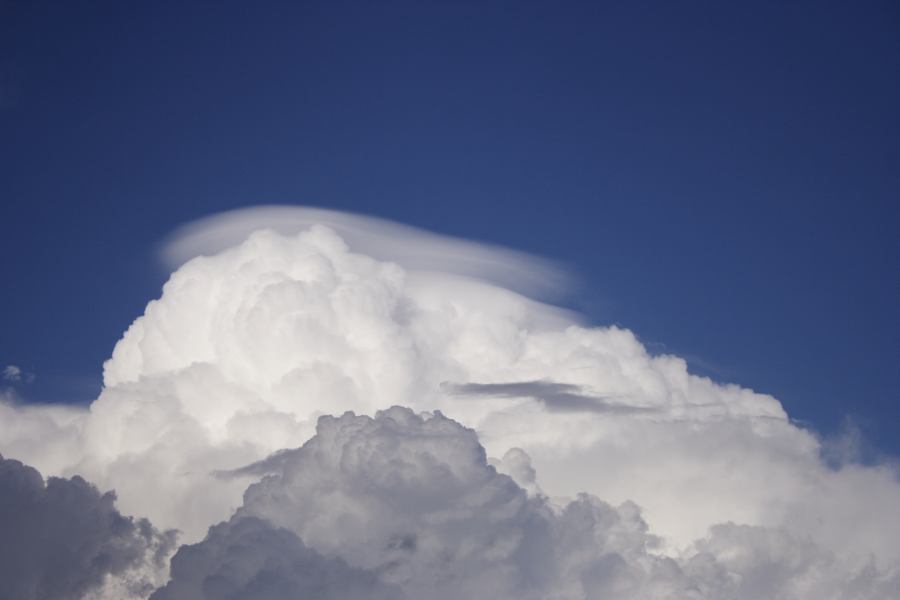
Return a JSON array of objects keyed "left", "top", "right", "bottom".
[{"left": 0, "top": 207, "right": 898, "bottom": 598}]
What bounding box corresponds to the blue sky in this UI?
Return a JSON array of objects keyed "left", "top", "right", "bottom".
[{"left": 1, "top": 1, "right": 898, "bottom": 453}]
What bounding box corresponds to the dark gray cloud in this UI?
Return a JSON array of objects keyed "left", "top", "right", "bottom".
[
  {"left": 212, "top": 448, "right": 295, "bottom": 480},
  {"left": 150, "top": 516, "right": 402, "bottom": 600},
  {"left": 0, "top": 454, "right": 175, "bottom": 600},
  {"left": 442, "top": 379, "right": 654, "bottom": 414}
]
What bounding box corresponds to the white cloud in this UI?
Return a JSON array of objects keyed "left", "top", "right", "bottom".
[
  {"left": 159, "top": 205, "right": 572, "bottom": 301},
  {"left": 0, "top": 209, "right": 898, "bottom": 598},
  {"left": 3, "top": 364, "right": 22, "bottom": 381},
  {"left": 3, "top": 364, "right": 35, "bottom": 383}
]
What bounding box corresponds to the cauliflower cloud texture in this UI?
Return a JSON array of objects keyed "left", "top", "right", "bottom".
[{"left": 1, "top": 208, "right": 898, "bottom": 598}]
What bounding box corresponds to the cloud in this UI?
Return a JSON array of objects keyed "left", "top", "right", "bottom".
[
  {"left": 0, "top": 454, "right": 174, "bottom": 600},
  {"left": 159, "top": 205, "right": 573, "bottom": 302},
  {"left": 441, "top": 379, "right": 655, "bottom": 414},
  {"left": 211, "top": 448, "right": 296, "bottom": 480},
  {"left": 150, "top": 517, "right": 400, "bottom": 600},
  {"left": 0, "top": 210, "right": 898, "bottom": 598},
  {"left": 153, "top": 408, "right": 900, "bottom": 599},
  {"left": 3, "top": 364, "right": 35, "bottom": 383}
]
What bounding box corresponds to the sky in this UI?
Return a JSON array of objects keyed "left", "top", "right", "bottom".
[
  {"left": 3, "top": 0, "right": 897, "bottom": 452},
  {"left": 1, "top": 3, "right": 900, "bottom": 597}
]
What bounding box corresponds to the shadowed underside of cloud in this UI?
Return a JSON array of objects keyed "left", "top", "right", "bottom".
[
  {"left": 211, "top": 448, "right": 296, "bottom": 480},
  {"left": 155, "top": 408, "right": 900, "bottom": 600},
  {"left": 0, "top": 454, "right": 174, "bottom": 600},
  {"left": 441, "top": 379, "right": 655, "bottom": 414},
  {"left": 150, "top": 517, "right": 400, "bottom": 600}
]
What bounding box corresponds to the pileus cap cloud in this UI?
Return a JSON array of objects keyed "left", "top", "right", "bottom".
[{"left": 159, "top": 205, "right": 571, "bottom": 301}]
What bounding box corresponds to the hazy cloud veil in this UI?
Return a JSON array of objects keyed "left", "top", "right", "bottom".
[{"left": 1, "top": 206, "right": 898, "bottom": 599}]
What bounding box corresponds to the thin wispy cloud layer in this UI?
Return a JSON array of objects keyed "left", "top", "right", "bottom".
[
  {"left": 442, "top": 379, "right": 653, "bottom": 414},
  {"left": 2, "top": 363, "right": 34, "bottom": 383},
  {"left": 160, "top": 205, "right": 572, "bottom": 301},
  {"left": 3, "top": 364, "right": 23, "bottom": 381},
  {"left": 1, "top": 209, "right": 898, "bottom": 598}
]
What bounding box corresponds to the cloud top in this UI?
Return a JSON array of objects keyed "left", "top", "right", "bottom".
[
  {"left": 0, "top": 210, "right": 899, "bottom": 598},
  {"left": 159, "top": 205, "right": 571, "bottom": 300}
]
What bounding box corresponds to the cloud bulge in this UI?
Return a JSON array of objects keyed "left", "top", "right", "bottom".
[{"left": 1, "top": 207, "right": 898, "bottom": 598}]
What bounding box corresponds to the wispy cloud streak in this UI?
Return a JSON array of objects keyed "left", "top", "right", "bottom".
[{"left": 442, "top": 379, "right": 654, "bottom": 414}]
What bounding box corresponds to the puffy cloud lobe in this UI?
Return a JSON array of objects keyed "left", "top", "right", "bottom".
[
  {"left": 85, "top": 225, "right": 899, "bottom": 561},
  {"left": 164, "top": 408, "right": 900, "bottom": 600},
  {"left": 491, "top": 446, "right": 542, "bottom": 495},
  {"left": 150, "top": 517, "right": 400, "bottom": 600},
  {"left": 87, "top": 225, "right": 787, "bottom": 542},
  {"left": 236, "top": 406, "right": 551, "bottom": 599},
  {"left": 0, "top": 214, "right": 898, "bottom": 598},
  {"left": 0, "top": 397, "right": 84, "bottom": 476},
  {"left": 688, "top": 524, "right": 900, "bottom": 600},
  {"left": 0, "top": 454, "right": 174, "bottom": 600}
]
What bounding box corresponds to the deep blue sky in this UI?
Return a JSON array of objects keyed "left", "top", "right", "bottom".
[{"left": 1, "top": 1, "right": 898, "bottom": 454}]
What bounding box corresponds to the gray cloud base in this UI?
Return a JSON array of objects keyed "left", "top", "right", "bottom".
[
  {"left": 0, "top": 454, "right": 174, "bottom": 600},
  {"left": 150, "top": 517, "right": 401, "bottom": 600},
  {"left": 154, "top": 407, "right": 900, "bottom": 600}
]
